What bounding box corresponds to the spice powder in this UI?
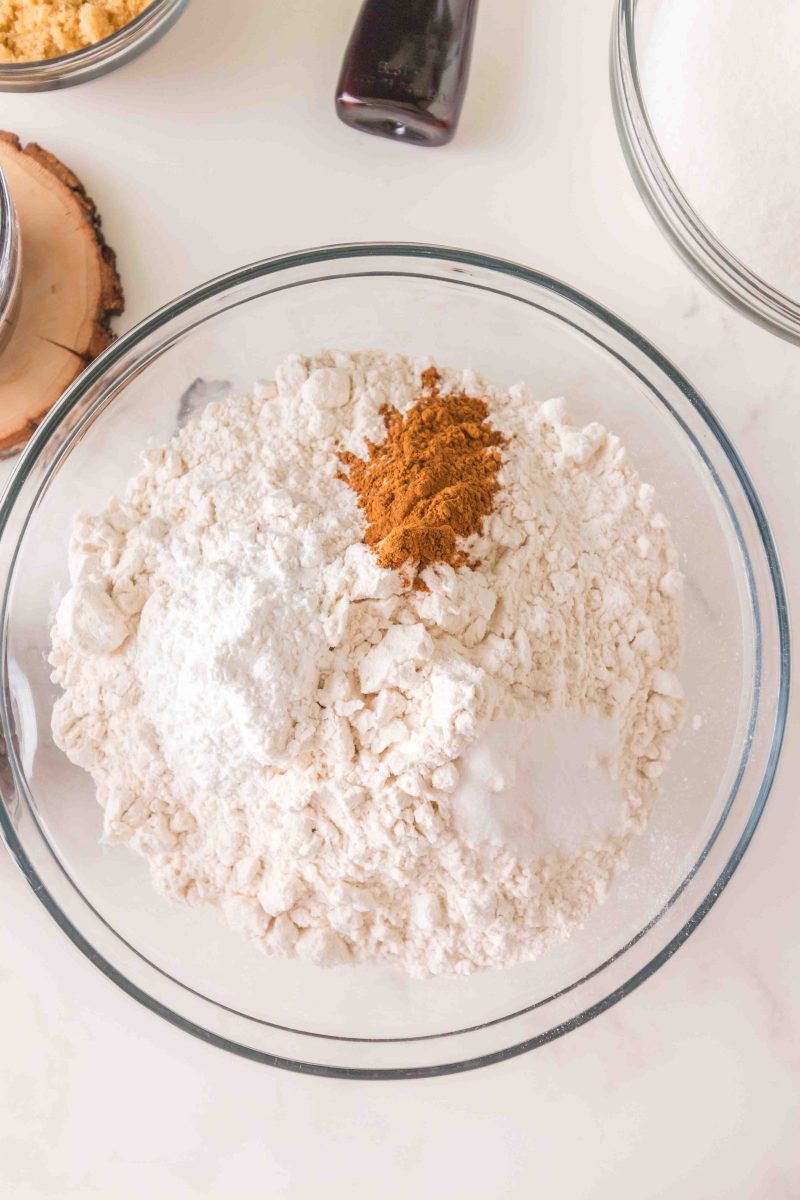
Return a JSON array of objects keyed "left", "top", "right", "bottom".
[{"left": 337, "top": 367, "right": 507, "bottom": 585}]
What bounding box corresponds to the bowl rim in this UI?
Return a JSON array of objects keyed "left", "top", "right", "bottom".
[
  {"left": 611, "top": 0, "right": 800, "bottom": 346},
  {"left": 0, "top": 0, "right": 190, "bottom": 89},
  {"left": 0, "top": 163, "right": 19, "bottom": 328},
  {"left": 0, "top": 242, "right": 791, "bottom": 1078}
]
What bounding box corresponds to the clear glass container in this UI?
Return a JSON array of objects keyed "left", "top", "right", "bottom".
[
  {"left": 0, "top": 163, "right": 21, "bottom": 355},
  {"left": 0, "top": 0, "right": 190, "bottom": 91},
  {"left": 0, "top": 245, "right": 789, "bottom": 1078},
  {"left": 611, "top": 0, "right": 800, "bottom": 345}
]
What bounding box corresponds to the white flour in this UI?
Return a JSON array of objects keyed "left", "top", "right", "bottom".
[
  {"left": 50, "top": 351, "right": 684, "bottom": 977},
  {"left": 641, "top": 0, "right": 800, "bottom": 300}
]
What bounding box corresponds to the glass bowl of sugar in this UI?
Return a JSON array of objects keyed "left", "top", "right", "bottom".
[
  {"left": 0, "top": 244, "right": 789, "bottom": 1078},
  {"left": 612, "top": 0, "right": 800, "bottom": 344}
]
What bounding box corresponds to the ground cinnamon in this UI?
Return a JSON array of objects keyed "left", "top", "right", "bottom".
[{"left": 338, "top": 367, "right": 506, "bottom": 584}]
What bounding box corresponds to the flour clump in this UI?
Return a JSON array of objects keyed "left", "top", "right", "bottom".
[{"left": 50, "top": 352, "right": 684, "bottom": 977}]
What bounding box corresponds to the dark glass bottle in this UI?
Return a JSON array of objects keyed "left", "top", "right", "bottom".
[{"left": 335, "top": 0, "right": 479, "bottom": 147}]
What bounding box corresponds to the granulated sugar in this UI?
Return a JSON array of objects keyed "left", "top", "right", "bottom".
[
  {"left": 640, "top": 0, "right": 800, "bottom": 299},
  {"left": 49, "top": 351, "right": 684, "bottom": 978}
]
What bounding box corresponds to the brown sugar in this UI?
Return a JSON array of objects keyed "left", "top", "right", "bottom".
[
  {"left": 338, "top": 367, "right": 506, "bottom": 585},
  {"left": 0, "top": 1, "right": 148, "bottom": 62}
]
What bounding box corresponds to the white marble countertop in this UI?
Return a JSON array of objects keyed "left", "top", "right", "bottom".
[{"left": 0, "top": 1, "right": 797, "bottom": 1196}]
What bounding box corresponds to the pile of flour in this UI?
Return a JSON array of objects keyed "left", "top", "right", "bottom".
[{"left": 50, "top": 351, "right": 684, "bottom": 977}]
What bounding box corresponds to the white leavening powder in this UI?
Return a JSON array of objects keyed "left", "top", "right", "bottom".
[
  {"left": 50, "top": 351, "right": 684, "bottom": 978},
  {"left": 452, "top": 711, "right": 624, "bottom": 862},
  {"left": 640, "top": 0, "right": 800, "bottom": 300}
]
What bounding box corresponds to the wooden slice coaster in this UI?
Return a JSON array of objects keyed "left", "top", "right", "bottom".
[{"left": 0, "top": 132, "right": 124, "bottom": 453}]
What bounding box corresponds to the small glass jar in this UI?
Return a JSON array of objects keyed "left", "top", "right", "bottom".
[
  {"left": 0, "top": 164, "right": 21, "bottom": 356},
  {"left": 0, "top": 0, "right": 190, "bottom": 92}
]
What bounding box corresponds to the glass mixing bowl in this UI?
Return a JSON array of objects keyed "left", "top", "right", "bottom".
[
  {"left": 0, "top": 162, "right": 20, "bottom": 356},
  {"left": 611, "top": 0, "right": 800, "bottom": 345},
  {"left": 0, "top": 245, "right": 789, "bottom": 1078},
  {"left": 0, "top": 0, "right": 190, "bottom": 91}
]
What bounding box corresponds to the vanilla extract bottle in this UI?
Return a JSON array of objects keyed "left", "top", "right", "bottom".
[{"left": 336, "top": 0, "right": 479, "bottom": 147}]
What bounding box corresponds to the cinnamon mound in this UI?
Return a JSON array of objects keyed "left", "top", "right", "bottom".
[{"left": 338, "top": 367, "right": 506, "bottom": 584}]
